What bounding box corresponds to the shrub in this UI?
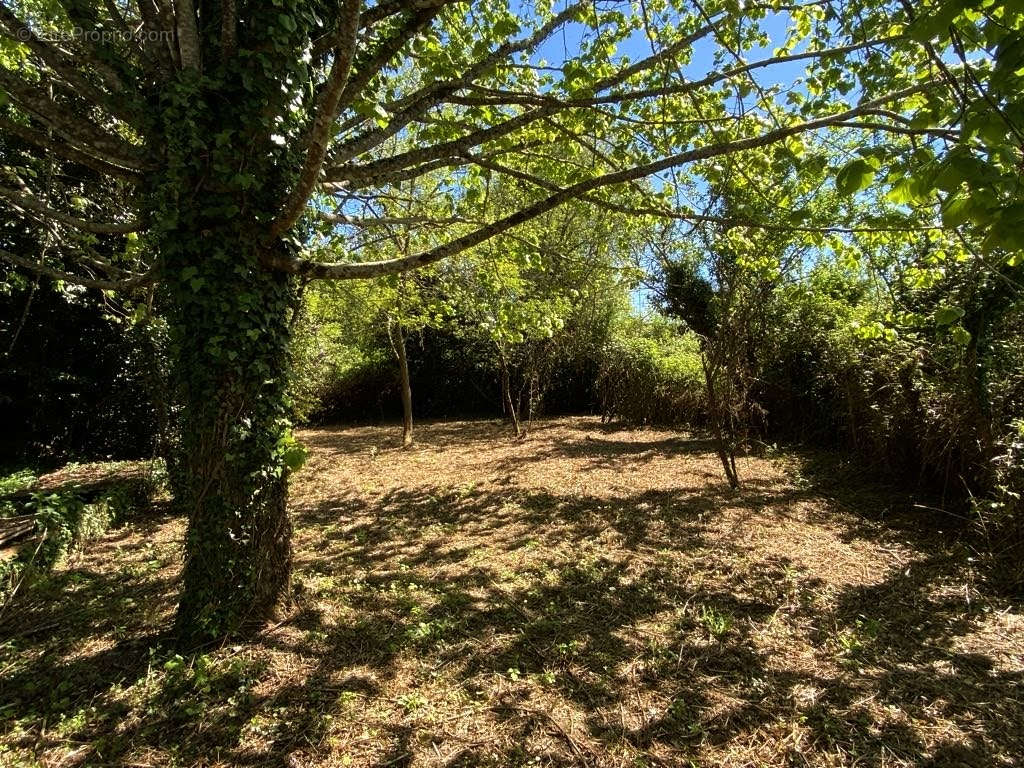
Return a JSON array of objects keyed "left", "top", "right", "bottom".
[
  {"left": 0, "top": 462, "right": 167, "bottom": 606},
  {"left": 596, "top": 316, "right": 705, "bottom": 426},
  {"left": 977, "top": 420, "right": 1024, "bottom": 593}
]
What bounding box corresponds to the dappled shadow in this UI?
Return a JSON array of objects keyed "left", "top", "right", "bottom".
[
  {"left": 301, "top": 418, "right": 518, "bottom": 457},
  {"left": 2, "top": 419, "right": 1021, "bottom": 766},
  {"left": 281, "top": 468, "right": 1022, "bottom": 765},
  {"left": 492, "top": 434, "right": 727, "bottom": 475}
]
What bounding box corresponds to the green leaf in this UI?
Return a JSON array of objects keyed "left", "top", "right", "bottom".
[
  {"left": 941, "top": 196, "right": 971, "bottom": 228},
  {"left": 906, "top": 1, "right": 960, "bottom": 43},
  {"left": 834, "top": 159, "right": 875, "bottom": 196},
  {"left": 887, "top": 178, "right": 924, "bottom": 205},
  {"left": 283, "top": 443, "right": 307, "bottom": 471},
  {"left": 935, "top": 305, "right": 965, "bottom": 326}
]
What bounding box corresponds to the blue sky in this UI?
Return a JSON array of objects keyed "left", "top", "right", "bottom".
[{"left": 527, "top": 3, "right": 806, "bottom": 94}]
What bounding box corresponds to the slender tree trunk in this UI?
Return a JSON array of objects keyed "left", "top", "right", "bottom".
[
  {"left": 500, "top": 355, "right": 523, "bottom": 439},
  {"left": 702, "top": 351, "right": 739, "bottom": 489},
  {"left": 166, "top": 232, "right": 298, "bottom": 644},
  {"left": 396, "top": 324, "right": 414, "bottom": 447}
]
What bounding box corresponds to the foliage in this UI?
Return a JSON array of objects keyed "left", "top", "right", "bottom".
[
  {"left": 0, "top": 461, "right": 167, "bottom": 607},
  {"left": 595, "top": 314, "right": 705, "bottom": 426},
  {"left": 4, "top": 0, "right": 1024, "bottom": 632},
  {"left": 981, "top": 420, "right": 1024, "bottom": 591},
  {"left": 2, "top": 489, "right": 95, "bottom": 605},
  {"left": 0, "top": 277, "right": 161, "bottom": 466},
  {"left": 293, "top": 193, "right": 642, "bottom": 429}
]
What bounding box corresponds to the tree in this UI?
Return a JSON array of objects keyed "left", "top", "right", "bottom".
[
  {"left": 0, "top": 0, "right": 988, "bottom": 641},
  {"left": 440, "top": 183, "right": 640, "bottom": 437}
]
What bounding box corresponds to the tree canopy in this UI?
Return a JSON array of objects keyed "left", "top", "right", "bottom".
[{"left": 2, "top": 0, "right": 1022, "bottom": 640}]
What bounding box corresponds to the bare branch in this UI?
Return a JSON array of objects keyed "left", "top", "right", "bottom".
[
  {"left": 174, "top": 0, "right": 201, "bottom": 71},
  {"left": 0, "top": 5, "right": 132, "bottom": 121},
  {"left": 101, "top": 0, "right": 132, "bottom": 35},
  {"left": 0, "top": 68, "right": 153, "bottom": 171},
  {"left": 468, "top": 154, "right": 940, "bottom": 233},
  {"left": 221, "top": 0, "right": 237, "bottom": 60},
  {"left": 313, "top": 0, "right": 462, "bottom": 56},
  {"left": 330, "top": 31, "right": 878, "bottom": 187},
  {"left": 48, "top": 0, "right": 132, "bottom": 92},
  {"left": 137, "top": 0, "right": 176, "bottom": 73},
  {"left": 318, "top": 211, "right": 477, "bottom": 227},
  {"left": 458, "top": 36, "right": 893, "bottom": 111},
  {"left": 332, "top": 110, "right": 546, "bottom": 185},
  {"left": 0, "top": 116, "right": 143, "bottom": 182},
  {"left": 342, "top": 6, "right": 443, "bottom": 103},
  {"left": 326, "top": 2, "right": 589, "bottom": 172},
  {"left": 832, "top": 120, "right": 959, "bottom": 138}
]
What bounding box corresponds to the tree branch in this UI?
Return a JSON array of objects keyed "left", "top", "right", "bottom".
[
  {"left": 0, "top": 184, "right": 144, "bottom": 234},
  {"left": 174, "top": 0, "right": 201, "bottom": 71},
  {"left": 329, "top": 36, "right": 889, "bottom": 186},
  {"left": 0, "top": 5, "right": 133, "bottom": 123},
  {"left": 221, "top": 0, "right": 237, "bottom": 60},
  {"left": 317, "top": 211, "right": 478, "bottom": 227},
  {"left": 326, "top": 2, "right": 589, "bottom": 172},
  {"left": 137, "top": 0, "right": 176, "bottom": 74},
  {"left": 265, "top": 83, "right": 934, "bottom": 279},
  {"left": 0, "top": 248, "right": 158, "bottom": 290},
  {"left": 0, "top": 117, "right": 143, "bottom": 182},
  {"left": 0, "top": 68, "right": 154, "bottom": 170},
  {"left": 48, "top": 0, "right": 133, "bottom": 93},
  {"left": 268, "top": 0, "right": 360, "bottom": 238}
]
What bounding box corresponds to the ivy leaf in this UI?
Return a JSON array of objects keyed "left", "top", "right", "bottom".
[
  {"left": 950, "top": 326, "right": 972, "bottom": 346},
  {"left": 283, "top": 443, "right": 307, "bottom": 471},
  {"left": 935, "top": 305, "right": 965, "bottom": 326}
]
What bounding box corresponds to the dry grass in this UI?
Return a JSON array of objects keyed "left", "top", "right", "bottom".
[{"left": 1, "top": 417, "right": 1021, "bottom": 767}]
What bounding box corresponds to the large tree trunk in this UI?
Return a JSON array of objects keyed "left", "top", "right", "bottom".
[
  {"left": 165, "top": 232, "right": 298, "bottom": 645},
  {"left": 396, "top": 324, "right": 414, "bottom": 448}
]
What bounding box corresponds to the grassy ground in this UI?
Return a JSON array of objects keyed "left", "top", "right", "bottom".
[{"left": 1, "top": 417, "right": 1021, "bottom": 767}]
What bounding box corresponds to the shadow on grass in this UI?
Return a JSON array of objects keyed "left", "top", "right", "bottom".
[{"left": 0, "top": 424, "right": 1020, "bottom": 767}]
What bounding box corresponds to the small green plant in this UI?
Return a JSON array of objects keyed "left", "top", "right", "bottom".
[
  {"left": 699, "top": 606, "right": 733, "bottom": 638},
  {"left": 667, "top": 698, "right": 704, "bottom": 737},
  {"left": 397, "top": 692, "right": 427, "bottom": 713},
  {"left": 699, "top": 606, "right": 734, "bottom": 638},
  {"left": 0, "top": 470, "right": 36, "bottom": 516},
  {"left": 555, "top": 639, "right": 582, "bottom": 658},
  {"left": 836, "top": 615, "right": 881, "bottom": 661},
  {"left": 405, "top": 618, "right": 451, "bottom": 646},
  {"left": 537, "top": 670, "right": 557, "bottom": 685}
]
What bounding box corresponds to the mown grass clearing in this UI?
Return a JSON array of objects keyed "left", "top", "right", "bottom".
[{"left": 1, "top": 417, "right": 1021, "bottom": 767}]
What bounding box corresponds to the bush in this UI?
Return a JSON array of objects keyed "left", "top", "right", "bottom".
[
  {"left": 976, "top": 420, "right": 1024, "bottom": 593},
  {"left": 596, "top": 316, "right": 705, "bottom": 426},
  {"left": 0, "top": 285, "right": 162, "bottom": 465},
  {"left": 0, "top": 461, "right": 167, "bottom": 606}
]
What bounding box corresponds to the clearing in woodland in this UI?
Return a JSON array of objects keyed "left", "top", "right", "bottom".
[{"left": 1, "top": 417, "right": 1021, "bottom": 767}]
